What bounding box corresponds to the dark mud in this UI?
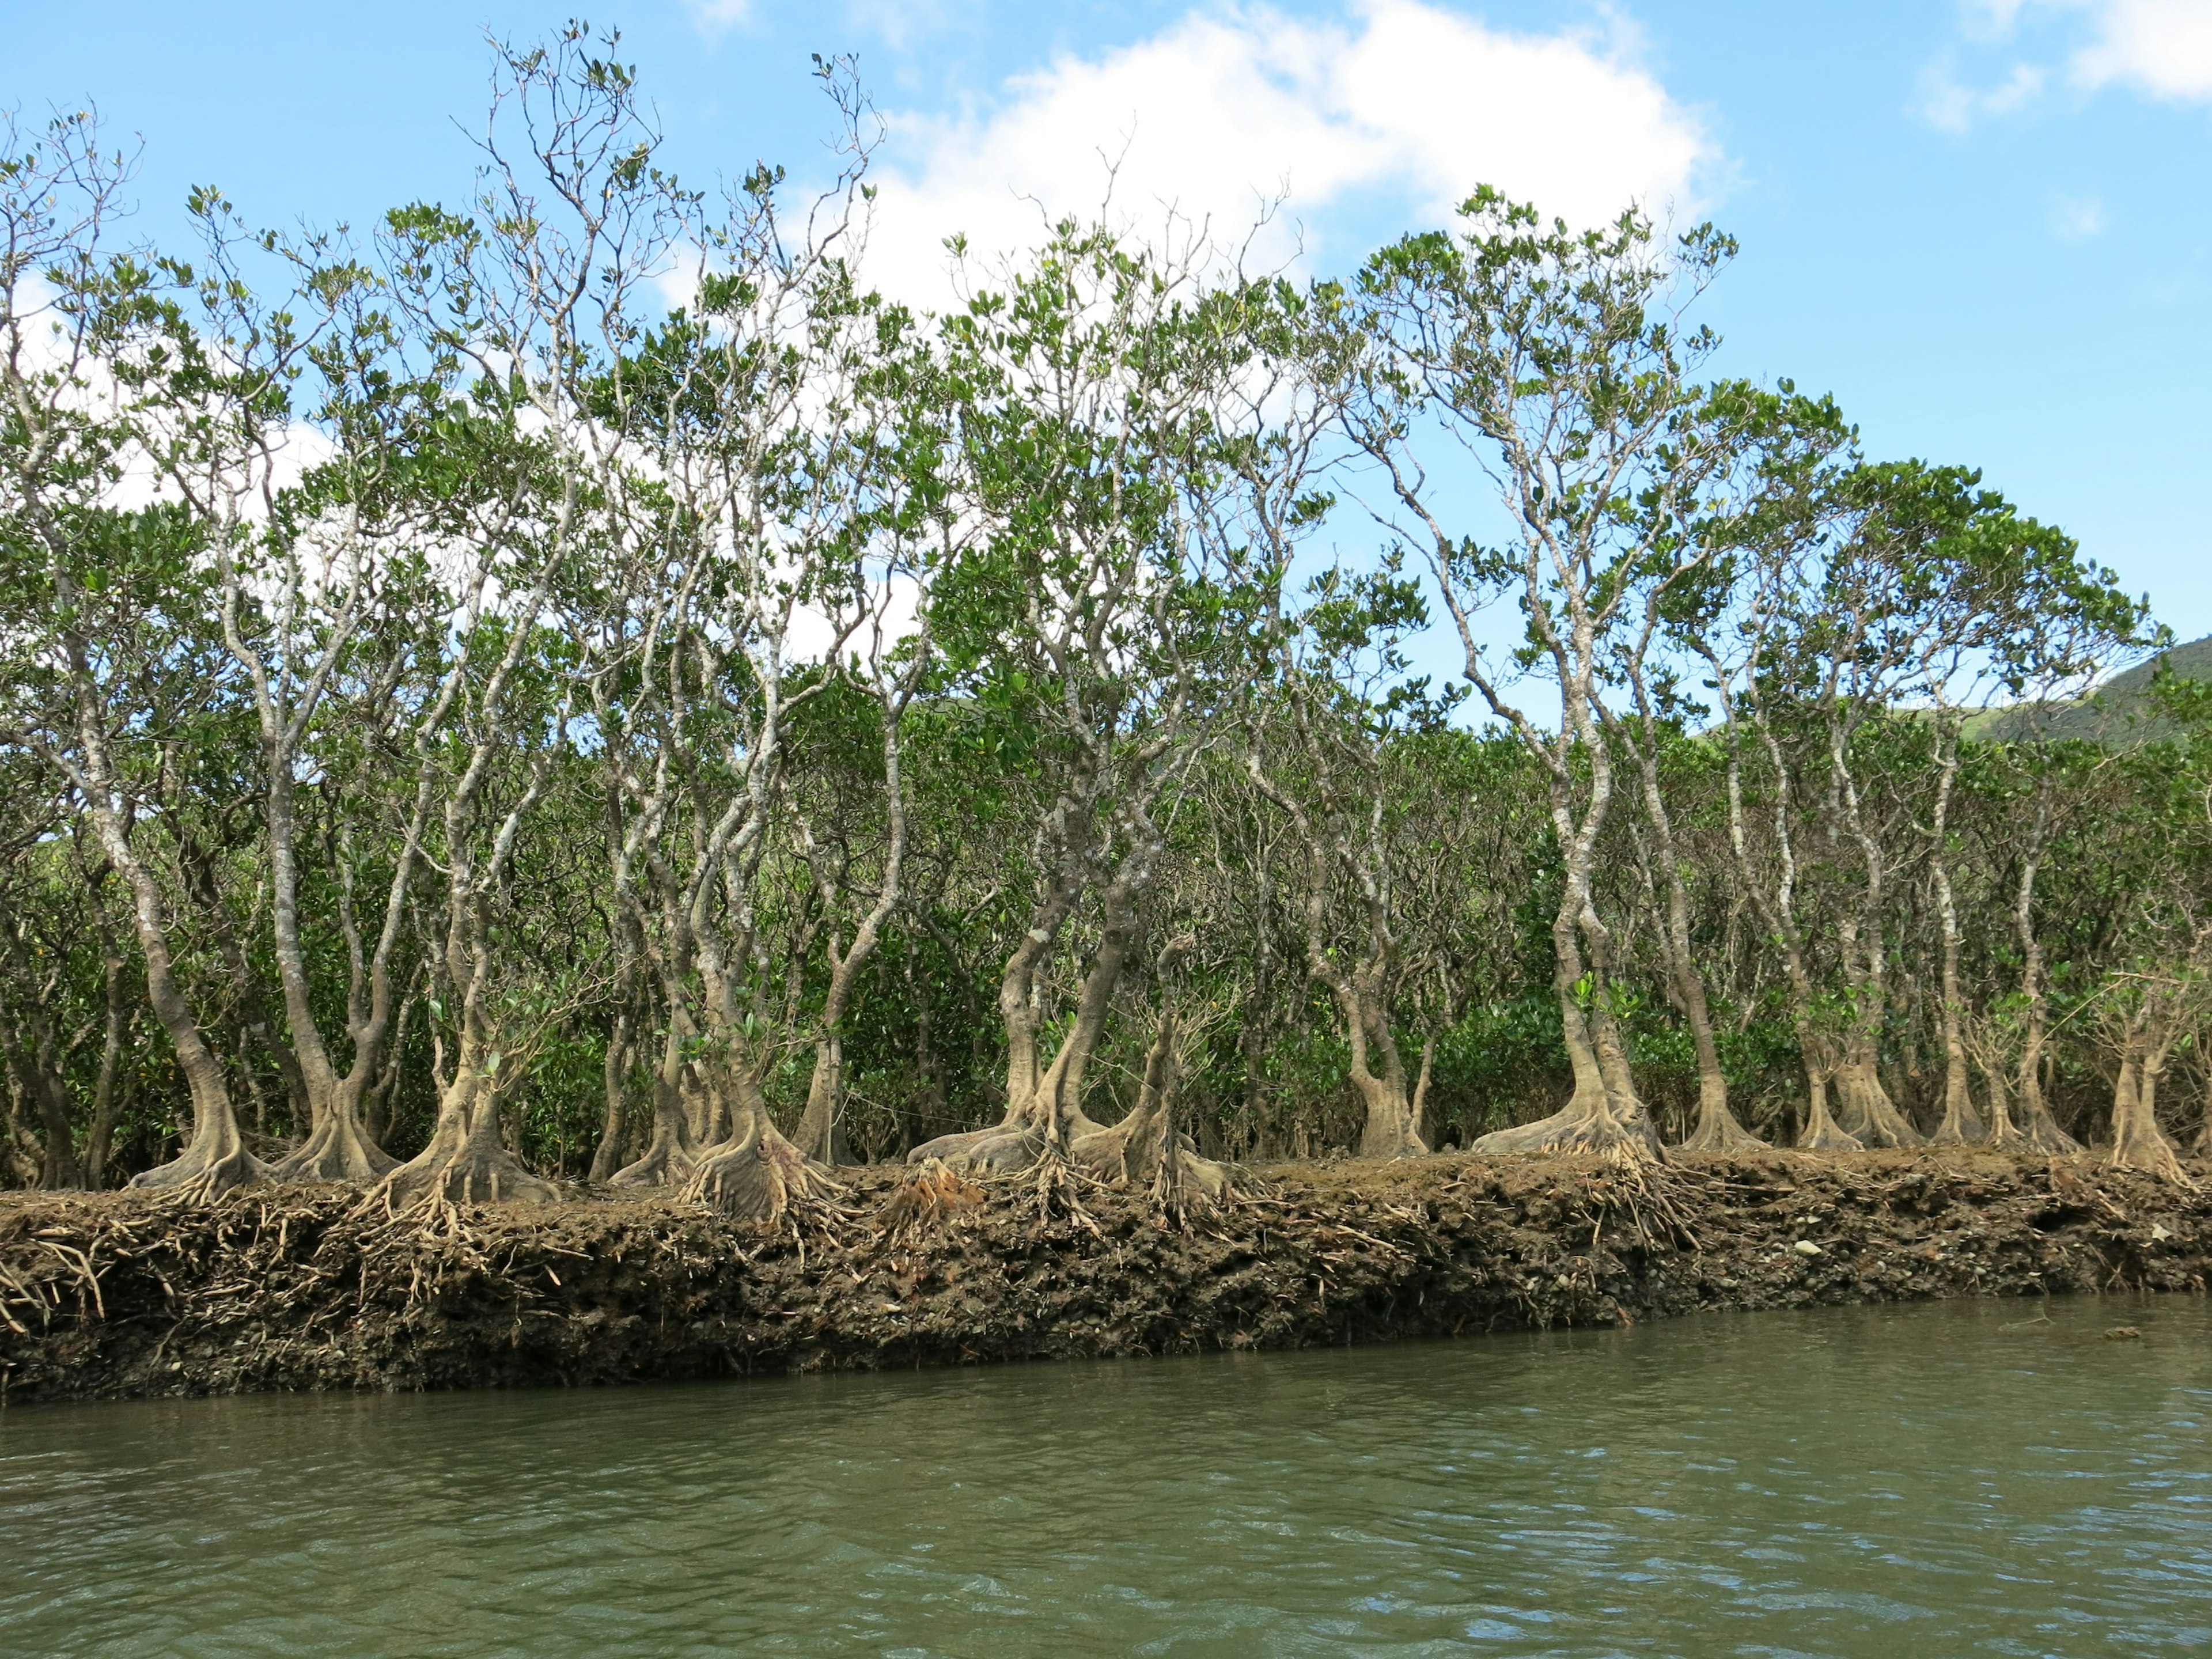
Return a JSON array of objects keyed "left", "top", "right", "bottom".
[{"left": 2, "top": 1150, "right": 2206, "bottom": 1404}]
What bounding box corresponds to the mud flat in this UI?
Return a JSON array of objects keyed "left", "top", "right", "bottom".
[{"left": 1, "top": 1150, "right": 2205, "bottom": 1404}]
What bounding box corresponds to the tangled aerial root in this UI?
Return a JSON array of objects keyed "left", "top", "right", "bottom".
[
  {"left": 1475, "top": 1115, "right": 1662, "bottom": 1160},
  {"left": 128, "top": 1143, "right": 266, "bottom": 1204},
  {"left": 1580, "top": 1148, "right": 1704, "bottom": 1251},
  {"left": 5, "top": 1149, "right": 2212, "bottom": 1403},
  {"left": 875, "top": 1158, "right": 987, "bottom": 1245},
  {"left": 683, "top": 1119, "right": 855, "bottom": 1246},
  {"left": 374, "top": 1148, "right": 559, "bottom": 1209}
]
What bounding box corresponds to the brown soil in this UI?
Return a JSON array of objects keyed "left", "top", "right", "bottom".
[{"left": 1, "top": 1149, "right": 2206, "bottom": 1404}]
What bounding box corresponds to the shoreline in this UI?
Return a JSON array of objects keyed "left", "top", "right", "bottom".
[{"left": 2, "top": 1150, "right": 2205, "bottom": 1406}]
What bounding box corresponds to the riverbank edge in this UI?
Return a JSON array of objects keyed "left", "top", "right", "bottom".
[{"left": 1, "top": 1149, "right": 2205, "bottom": 1404}]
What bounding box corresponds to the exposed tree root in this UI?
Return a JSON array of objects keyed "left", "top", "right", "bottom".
[
  {"left": 265, "top": 1113, "right": 397, "bottom": 1184},
  {"left": 683, "top": 1110, "right": 846, "bottom": 1225},
  {"left": 1357, "top": 1109, "right": 1429, "bottom": 1160},
  {"left": 9, "top": 1150, "right": 2212, "bottom": 1403},
  {"left": 1580, "top": 1149, "right": 1704, "bottom": 1251},
  {"left": 2107, "top": 1107, "right": 2189, "bottom": 1184},
  {"left": 875, "top": 1158, "right": 987, "bottom": 1244},
  {"left": 128, "top": 1138, "right": 266, "bottom": 1203},
  {"left": 1834, "top": 1065, "right": 1923, "bottom": 1149},
  {"left": 1796, "top": 1112, "right": 1864, "bottom": 1152},
  {"left": 608, "top": 1135, "right": 696, "bottom": 1191},
  {"left": 1473, "top": 1092, "right": 1661, "bottom": 1160},
  {"left": 374, "top": 1110, "right": 559, "bottom": 1209},
  {"left": 1678, "top": 1101, "right": 1767, "bottom": 1154},
  {"left": 907, "top": 1123, "right": 1048, "bottom": 1175}
]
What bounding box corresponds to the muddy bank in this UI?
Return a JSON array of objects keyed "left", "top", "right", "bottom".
[{"left": 1, "top": 1150, "right": 2206, "bottom": 1404}]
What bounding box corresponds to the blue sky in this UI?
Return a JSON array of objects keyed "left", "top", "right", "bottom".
[{"left": 13, "top": 0, "right": 2212, "bottom": 642}]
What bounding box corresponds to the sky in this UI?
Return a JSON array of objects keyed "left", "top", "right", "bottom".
[{"left": 11, "top": 0, "right": 2212, "bottom": 643}]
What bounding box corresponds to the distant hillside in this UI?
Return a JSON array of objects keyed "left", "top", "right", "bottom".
[{"left": 1968, "top": 635, "right": 2212, "bottom": 744}]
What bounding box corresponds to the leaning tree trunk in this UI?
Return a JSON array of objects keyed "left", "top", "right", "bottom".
[
  {"left": 1070, "top": 1009, "right": 1231, "bottom": 1203},
  {"left": 2107, "top": 1034, "right": 2185, "bottom": 1182},
  {"left": 104, "top": 844, "right": 263, "bottom": 1200},
  {"left": 911, "top": 849, "right": 1146, "bottom": 1175}
]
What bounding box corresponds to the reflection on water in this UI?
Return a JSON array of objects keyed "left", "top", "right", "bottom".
[{"left": 2, "top": 1296, "right": 2208, "bottom": 1657}]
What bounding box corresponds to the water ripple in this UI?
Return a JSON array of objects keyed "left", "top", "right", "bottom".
[{"left": 2, "top": 1296, "right": 2207, "bottom": 1657}]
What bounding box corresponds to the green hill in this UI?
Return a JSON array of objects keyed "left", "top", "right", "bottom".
[{"left": 1967, "top": 635, "right": 2212, "bottom": 744}]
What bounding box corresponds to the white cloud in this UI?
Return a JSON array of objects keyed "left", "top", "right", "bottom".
[
  {"left": 2070, "top": 0, "right": 2212, "bottom": 97},
  {"left": 853, "top": 0, "right": 1718, "bottom": 305},
  {"left": 2048, "top": 188, "right": 2110, "bottom": 236},
  {"left": 1918, "top": 58, "right": 2047, "bottom": 131},
  {"left": 683, "top": 0, "right": 753, "bottom": 38},
  {"left": 1955, "top": 0, "right": 2212, "bottom": 109}
]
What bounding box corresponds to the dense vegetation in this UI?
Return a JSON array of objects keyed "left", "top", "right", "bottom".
[{"left": 4, "top": 29, "right": 2206, "bottom": 1212}]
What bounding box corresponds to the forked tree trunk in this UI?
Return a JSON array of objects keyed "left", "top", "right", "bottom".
[
  {"left": 683, "top": 1063, "right": 836, "bottom": 1220},
  {"left": 1477, "top": 904, "right": 1659, "bottom": 1157},
  {"left": 380, "top": 1063, "right": 558, "bottom": 1206},
  {"left": 2107, "top": 1029, "right": 2186, "bottom": 1182},
  {"left": 1797, "top": 1059, "right": 1863, "bottom": 1152},
  {"left": 1312, "top": 955, "right": 1422, "bottom": 1160},
  {"left": 612, "top": 1017, "right": 698, "bottom": 1188},
  {"left": 911, "top": 840, "right": 1148, "bottom": 1175}
]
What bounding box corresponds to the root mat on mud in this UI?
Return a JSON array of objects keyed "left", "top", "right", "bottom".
[{"left": 2, "top": 1150, "right": 2207, "bottom": 1403}]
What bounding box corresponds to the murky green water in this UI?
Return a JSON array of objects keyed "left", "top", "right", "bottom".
[{"left": 2, "top": 1296, "right": 2207, "bottom": 1657}]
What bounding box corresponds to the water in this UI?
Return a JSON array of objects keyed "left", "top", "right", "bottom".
[{"left": 1, "top": 1297, "right": 2207, "bottom": 1658}]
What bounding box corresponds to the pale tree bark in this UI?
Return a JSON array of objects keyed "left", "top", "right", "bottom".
[
  {"left": 1350, "top": 204, "right": 1745, "bottom": 1160},
  {"left": 1246, "top": 751, "right": 1427, "bottom": 1161},
  {"left": 208, "top": 518, "right": 407, "bottom": 1184},
  {"left": 1820, "top": 711, "right": 1924, "bottom": 1150},
  {"left": 791, "top": 606, "right": 930, "bottom": 1166},
  {"left": 2009, "top": 776, "right": 2082, "bottom": 1152},
  {"left": 1612, "top": 666, "right": 1761, "bottom": 1153},
  {"left": 588, "top": 1007, "right": 633, "bottom": 1184},
  {"left": 2106, "top": 1018, "right": 2184, "bottom": 1181},
  {"left": 1701, "top": 643, "right": 1861, "bottom": 1152},
  {"left": 1924, "top": 711, "right": 1984, "bottom": 1146}
]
